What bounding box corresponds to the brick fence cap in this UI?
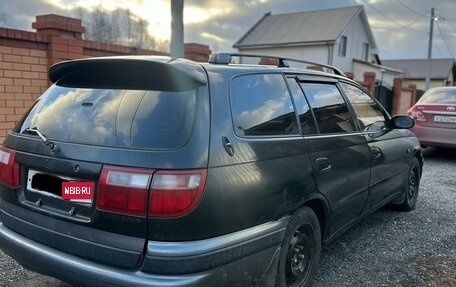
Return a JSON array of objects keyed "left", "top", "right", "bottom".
[
  {"left": 33, "top": 14, "right": 85, "bottom": 34},
  {"left": 35, "top": 14, "right": 82, "bottom": 24}
]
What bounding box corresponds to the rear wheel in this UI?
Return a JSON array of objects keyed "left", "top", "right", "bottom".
[
  {"left": 397, "top": 157, "right": 421, "bottom": 211},
  {"left": 277, "top": 207, "right": 321, "bottom": 287}
]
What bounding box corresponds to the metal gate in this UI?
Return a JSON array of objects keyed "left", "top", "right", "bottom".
[{"left": 374, "top": 83, "right": 393, "bottom": 114}]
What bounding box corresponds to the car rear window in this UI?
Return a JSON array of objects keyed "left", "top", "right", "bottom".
[
  {"left": 15, "top": 85, "right": 196, "bottom": 149},
  {"left": 420, "top": 89, "right": 456, "bottom": 104}
]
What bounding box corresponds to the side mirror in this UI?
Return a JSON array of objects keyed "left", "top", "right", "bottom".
[{"left": 391, "top": 115, "right": 415, "bottom": 129}]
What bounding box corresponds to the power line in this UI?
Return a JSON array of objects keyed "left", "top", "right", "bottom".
[
  {"left": 396, "top": 13, "right": 427, "bottom": 31},
  {"left": 435, "top": 8, "right": 456, "bottom": 22},
  {"left": 369, "top": 12, "right": 428, "bottom": 34},
  {"left": 394, "top": 0, "right": 427, "bottom": 16},
  {"left": 433, "top": 8, "right": 456, "bottom": 58},
  {"left": 362, "top": 0, "right": 426, "bottom": 33},
  {"left": 436, "top": 20, "right": 456, "bottom": 58},
  {"left": 362, "top": 0, "right": 400, "bottom": 23},
  {"left": 433, "top": 41, "right": 445, "bottom": 58},
  {"left": 370, "top": 24, "right": 425, "bottom": 34}
]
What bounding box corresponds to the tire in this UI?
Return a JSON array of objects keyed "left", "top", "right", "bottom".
[
  {"left": 277, "top": 207, "right": 321, "bottom": 287},
  {"left": 397, "top": 157, "right": 421, "bottom": 211}
]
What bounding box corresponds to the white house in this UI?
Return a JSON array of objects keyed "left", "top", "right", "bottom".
[{"left": 233, "top": 6, "right": 401, "bottom": 85}]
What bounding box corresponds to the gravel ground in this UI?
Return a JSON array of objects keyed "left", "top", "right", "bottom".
[
  {"left": 0, "top": 147, "right": 455, "bottom": 287},
  {"left": 313, "top": 147, "right": 456, "bottom": 287}
]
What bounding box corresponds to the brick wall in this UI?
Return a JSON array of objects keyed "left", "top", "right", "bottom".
[
  {"left": 0, "top": 46, "right": 49, "bottom": 139},
  {"left": 360, "top": 73, "right": 419, "bottom": 115},
  {"left": 0, "top": 14, "right": 211, "bottom": 143},
  {"left": 392, "top": 78, "right": 417, "bottom": 115}
]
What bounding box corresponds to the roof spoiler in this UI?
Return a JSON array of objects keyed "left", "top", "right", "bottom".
[
  {"left": 49, "top": 57, "right": 207, "bottom": 92},
  {"left": 208, "top": 52, "right": 346, "bottom": 77}
]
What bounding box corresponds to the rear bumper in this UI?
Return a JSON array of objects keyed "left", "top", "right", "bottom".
[
  {"left": 0, "top": 215, "right": 287, "bottom": 287},
  {"left": 412, "top": 124, "right": 456, "bottom": 148}
]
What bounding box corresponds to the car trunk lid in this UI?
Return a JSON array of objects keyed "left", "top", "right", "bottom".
[
  {"left": 410, "top": 103, "right": 456, "bottom": 128},
  {"left": 0, "top": 56, "right": 209, "bottom": 268}
]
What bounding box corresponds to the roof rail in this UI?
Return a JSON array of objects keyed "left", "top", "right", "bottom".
[{"left": 208, "top": 52, "right": 346, "bottom": 77}]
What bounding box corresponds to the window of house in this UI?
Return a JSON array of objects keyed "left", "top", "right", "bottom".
[
  {"left": 362, "top": 42, "right": 369, "bottom": 62},
  {"left": 230, "top": 74, "right": 299, "bottom": 137},
  {"left": 340, "top": 83, "right": 388, "bottom": 132},
  {"left": 300, "top": 83, "right": 355, "bottom": 134},
  {"left": 339, "top": 36, "right": 347, "bottom": 57}
]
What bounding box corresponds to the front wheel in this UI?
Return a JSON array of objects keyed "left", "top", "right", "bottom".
[
  {"left": 396, "top": 157, "right": 421, "bottom": 211},
  {"left": 277, "top": 207, "right": 321, "bottom": 287}
]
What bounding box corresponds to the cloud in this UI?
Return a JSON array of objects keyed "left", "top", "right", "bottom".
[
  {"left": 184, "top": 0, "right": 363, "bottom": 51},
  {"left": 357, "top": 0, "right": 455, "bottom": 59},
  {"left": 201, "top": 32, "right": 228, "bottom": 43},
  {"left": 0, "top": 0, "right": 454, "bottom": 59},
  {"left": 0, "top": 0, "right": 65, "bottom": 30}
]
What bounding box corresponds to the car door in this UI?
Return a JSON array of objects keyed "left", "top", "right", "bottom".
[
  {"left": 339, "top": 82, "right": 412, "bottom": 211},
  {"left": 288, "top": 77, "right": 371, "bottom": 236}
]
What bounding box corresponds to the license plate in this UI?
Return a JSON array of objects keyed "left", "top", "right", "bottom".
[
  {"left": 27, "top": 169, "right": 93, "bottom": 204},
  {"left": 27, "top": 169, "right": 74, "bottom": 199},
  {"left": 62, "top": 181, "right": 95, "bottom": 203},
  {"left": 434, "top": 115, "right": 456, "bottom": 123}
]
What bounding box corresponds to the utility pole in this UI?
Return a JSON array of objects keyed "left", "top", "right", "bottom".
[
  {"left": 425, "top": 8, "right": 435, "bottom": 91},
  {"left": 170, "top": 0, "right": 184, "bottom": 58}
]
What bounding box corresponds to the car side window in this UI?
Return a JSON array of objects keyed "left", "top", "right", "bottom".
[
  {"left": 299, "top": 82, "right": 356, "bottom": 134},
  {"left": 231, "top": 74, "right": 299, "bottom": 137},
  {"left": 286, "top": 78, "right": 318, "bottom": 134},
  {"left": 340, "top": 83, "right": 388, "bottom": 132}
]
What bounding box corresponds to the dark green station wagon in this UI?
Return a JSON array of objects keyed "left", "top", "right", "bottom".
[{"left": 0, "top": 53, "right": 422, "bottom": 287}]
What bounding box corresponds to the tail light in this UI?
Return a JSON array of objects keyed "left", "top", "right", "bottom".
[
  {"left": 0, "top": 146, "right": 20, "bottom": 188},
  {"left": 407, "top": 106, "right": 426, "bottom": 122},
  {"left": 97, "top": 165, "right": 207, "bottom": 218},
  {"left": 149, "top": 170, "right": 207, "bottom": 218},
  {"left": 97, "top": 165, "right": 154, "bottom": 217}
]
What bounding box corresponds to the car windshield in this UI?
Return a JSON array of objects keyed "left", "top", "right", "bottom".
[
  {"left": 419, "top": 89, "right": 456, "bottom": 104},
  {"left": 15, "top": 85, "right": 197, "bottom": 149}
]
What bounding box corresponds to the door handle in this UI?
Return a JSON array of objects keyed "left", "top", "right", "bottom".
[
  {"left": 371, "top": 147, "right": 382, "bottom": 160},
  {"left": 316, "top": 157, "right": 331, "bottom": 172},
  {"left": 222, "top": 136, "right": 234, "bottom": 156}
]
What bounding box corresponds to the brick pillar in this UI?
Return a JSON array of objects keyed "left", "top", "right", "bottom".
[
  {"left": 363, "top": 72, "right": 376, "bottom": 94},
  {"left": 306, "top": 65, "right": 323, "bottom": 71},
  {"left": 345, "top": 72, "right": 354, "bottom": 80},
  {"left": 32, "top": 14, "right": 85, "bottom": 67},
  {"left": 184, "top": 43, "right": 211, "bottom": 62},
  {"left": 392, "top": 77, "right": 403, "bottom": 115},
  {"left": 259, "top": 58, "right": 279, "bottom": 66},
  {"left": 408, "top": 84, "right": 417, "bottom": 104}
]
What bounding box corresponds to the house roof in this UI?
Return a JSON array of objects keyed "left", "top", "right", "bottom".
[
  {"left": 353, "top": 59, "right": 403, "bottom": 74},
  {"left": 382, "top": 58, "right": 456, "bottom": 80},
  {"left": 234, "top": 5, "right": 376, "bottom": 49}
]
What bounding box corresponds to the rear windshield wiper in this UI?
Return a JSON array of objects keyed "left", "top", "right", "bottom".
[{"left": 25, "top": 127, "right": 58, "bottom": 153}]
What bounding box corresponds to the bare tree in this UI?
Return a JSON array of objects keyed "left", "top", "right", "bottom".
[
  {"left": 89, "top": 5, "right": 111, "bottom": 42},
  {"left": 74, "top": 7, "right": 169, "bottom": 52}
]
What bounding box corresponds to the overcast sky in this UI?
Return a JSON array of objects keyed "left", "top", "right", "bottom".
[{"left": 1, "top": 0, "right": 455, "bottom": 60}]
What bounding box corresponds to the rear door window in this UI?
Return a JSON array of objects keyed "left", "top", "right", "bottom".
[
  {"left": 230, "top": 74, "right": 299, "bottom": 137},
  {"left": 299, "top": 83, "right": 356, "bottom": 134},
  {"left": 16, "top": 85, "right": 197, "bottom": 149},
  {"left": 286, "top": 78, "right": 317, "bottom": 134}
]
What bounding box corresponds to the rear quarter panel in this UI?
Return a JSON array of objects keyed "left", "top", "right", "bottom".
[{"left": 154, "top": 69, "right": 320, "bottom": 241}]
